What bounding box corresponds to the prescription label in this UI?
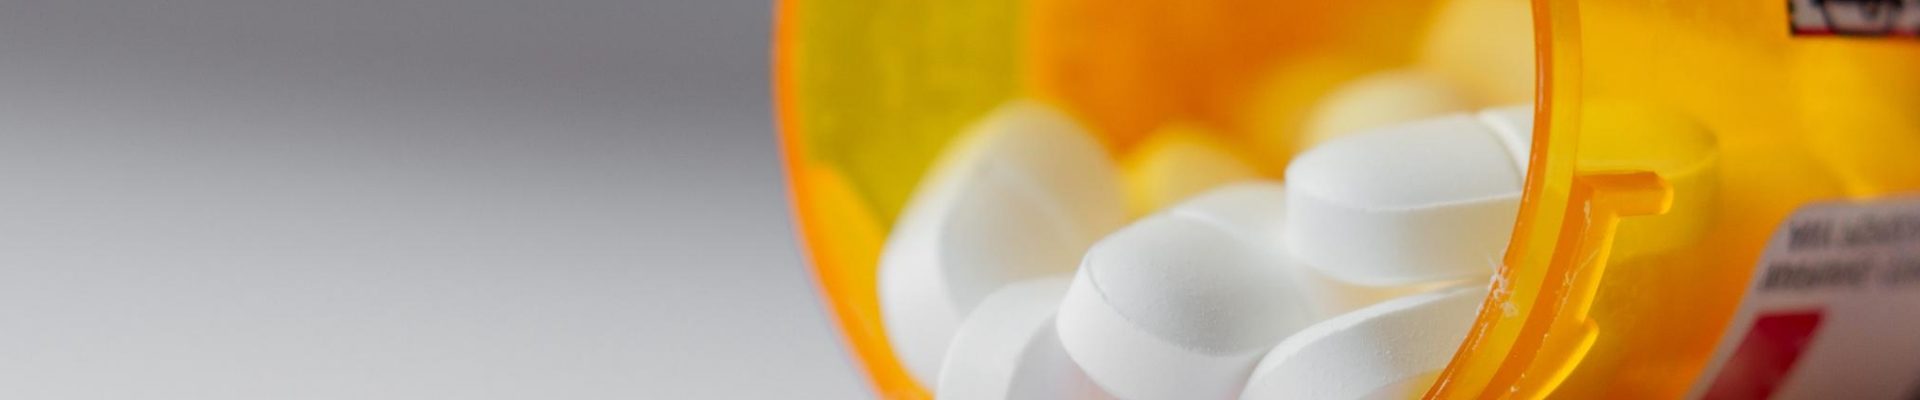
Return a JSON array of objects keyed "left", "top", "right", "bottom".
[
  {"left": 1690, "top": 197, "right": 1920, "bottom": 399},
  {"left": 1788, "top": 0, "right": 1920, "bottom": 37}
]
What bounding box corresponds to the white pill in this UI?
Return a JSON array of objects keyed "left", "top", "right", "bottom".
[
  {"left": 1240, "top": 284, "right": 1486, "bottom": 400},
  {"left": 1285, "top": 111, "right": 1529, "bottom": 285},
  {"left": 936, "top": 276, "right": 1114, "bottom": 400},
  {"left": 1171, "top": 182, "right": 1466, "bottom": 318},
  {"left": 1300, "top": 69, "right": 1473, "bottom": 149},
  {"left": 1473, "top": 104, "right": 1534, "bottom": 169},
  {"left": 1164, "top": 182, "right": 1289, "bottom": 244},
  {"left": 1057, "top": 214, "right": 1313, "bottom": 400},
  {"left": 880, "top": 100, "right": 1128, "bottom": 388}
]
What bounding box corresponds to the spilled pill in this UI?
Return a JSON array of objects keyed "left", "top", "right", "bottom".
[
  {"left": 879, "top": 100, "right": 1128, "bottom": 388},
  {"left": 1170, "top": 182, "right": 1458, "bottom": 319},
  {"left": 1474, "top": 104, "right": 1535, "bottom": 169},
  {"left": 1286, "top": 110, "right": 1532, "bottom": 286},
  {"left": 1240, "top": 284, "right": 1487, "bottom": 400},
  {"left": 936, "top": 276, "right": 1113, "bottom": 400},
  {"left": 1056, "top": 213, "right": 1313, "bottom": 400},
  {"left": 1164, "top": 182, "right": 1291, "bottom": 245}
]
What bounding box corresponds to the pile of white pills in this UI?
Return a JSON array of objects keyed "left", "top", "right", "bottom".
[
  {"left": 876, "top": 2, "right": 1538, "bottom": 396},
  {"left": 878, "top": 98, "right": 1533, "bottom": 399}
]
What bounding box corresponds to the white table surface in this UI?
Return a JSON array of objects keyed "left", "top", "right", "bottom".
[{"left": 0, "top": 1, "right": 868, "bottom": 398}]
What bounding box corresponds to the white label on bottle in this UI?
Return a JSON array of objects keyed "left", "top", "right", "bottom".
[{"left": 1689, "top": 197, "right": 1920, "bottom": 399}]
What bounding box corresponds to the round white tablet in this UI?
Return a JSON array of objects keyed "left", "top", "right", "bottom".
[
  {"left": 1474, "top": 104, "right": 1534, "bottom": 169},
  {"left": 1056, "top": 214, "right": 1313, "bottom": 400},
  {"left": 1170, "top": 182, "right": 1456, "bottom": 319},
  {"left": 1285, "top": 112, "right": 1530, "bottom": 286},
  {"left": 1240, "top": 284, "right": 1488, "bottom": 400},
  {"left": 936, "top": 276, "right": 1113, "bottom": 400},
  {"left": 879, "top": 100, "right": 1127, "bottom": 388}
]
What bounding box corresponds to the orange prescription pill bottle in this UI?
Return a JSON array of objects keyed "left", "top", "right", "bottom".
[{"left": 775, "top": 0, "right": 1920, "bottom": 398}]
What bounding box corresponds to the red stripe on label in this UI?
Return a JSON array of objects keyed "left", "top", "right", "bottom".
[{"left": 1704, "top": 310, "right": 1825, "bottom": 400}]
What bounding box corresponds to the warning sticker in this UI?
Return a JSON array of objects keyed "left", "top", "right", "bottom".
[{"left": 1691, "top": 197, "right": 1920, "bottom": 399}]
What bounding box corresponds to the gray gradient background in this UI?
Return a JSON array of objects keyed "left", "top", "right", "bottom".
[{"left": 0, "top": 1, "right": 867, "bottom": 398}]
